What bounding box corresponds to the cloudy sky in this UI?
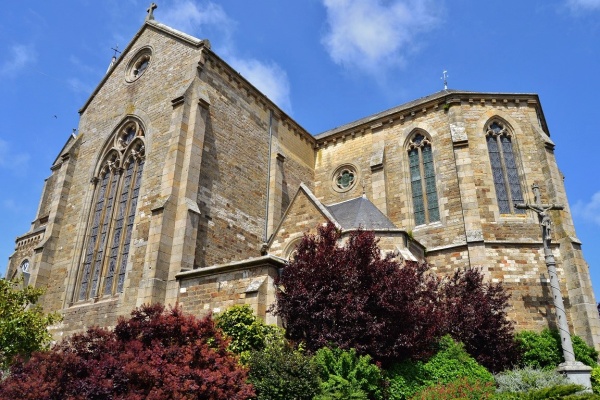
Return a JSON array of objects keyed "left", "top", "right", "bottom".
[{"left": 1, "top": 1, "right": 600, "bottom": 297}]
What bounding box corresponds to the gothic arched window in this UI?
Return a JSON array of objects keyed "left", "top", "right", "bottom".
[
  {"left": 77, "top": 119, "right": 145, "bottom": 301},
  {"left": 408, "top": 132, "right": 440, "bottom": 225},
  {"left": 485, "top": 120, "right": 525, "bottom": 214}
]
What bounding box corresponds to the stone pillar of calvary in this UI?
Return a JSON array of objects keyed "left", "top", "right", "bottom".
[{"left": 516, "top": 183, "right": 592, "bottom": 389}]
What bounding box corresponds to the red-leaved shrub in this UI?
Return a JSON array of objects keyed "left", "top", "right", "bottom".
[{"left": 0, "top": 304, "right": 254, "bottom": 399}]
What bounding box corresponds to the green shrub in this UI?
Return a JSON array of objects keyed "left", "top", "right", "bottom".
[
  {"left": 410, "top": 377, "right": 495, "bottom": 400},
  {"left": 215, "top": 304, "right": 280, "bottom": 363},
  {"left": 516, "top": 329, "right": 598, "bottom": 370},
  {"left": 591, "top": 365, "right": 600, "bottom": 394},
  {"left": 521, "top": 384, "right": 585, "bottom": 399},
  {"left": 495, "top": 366, "right": 570, "bottom": 393},
  {"left": 516, "top": 329, "right": 563, "bottom": 370},
  {"left": 247, "top": 331, "right": 321, "bottom": 400},
  {"left": 387, "top": 335, "right": 493, "bottom": 399},
  {"left": 573, "top": 335, "right": 599, "bottom": 368},
  {"left": 313, "top": 347, "right": 383, "bottom": 400}
]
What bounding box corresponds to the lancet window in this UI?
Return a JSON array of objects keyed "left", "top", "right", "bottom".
[
  {"left": 408, "top": 132, "right": 440, "bottom": 225},
  {"left": 485, "top": 120, "right": 525, "bottom": 214},
  {"left": 77, "top": 119, "right": 146, "bottom": 301}
]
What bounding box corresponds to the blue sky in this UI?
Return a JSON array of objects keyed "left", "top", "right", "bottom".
[{"left": 1, "top": 1, "right": 600, "bottom": 298}]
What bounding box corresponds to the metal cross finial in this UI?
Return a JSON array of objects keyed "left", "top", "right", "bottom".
[
  {"left": 441, "top": 70, "right": 448, "bottom": 90},
  {"left": 111, "top": 45, "right": 121, "bottom": 58},
  {"left": 146, "top": 2, "right": 157, "bottom": 21}
]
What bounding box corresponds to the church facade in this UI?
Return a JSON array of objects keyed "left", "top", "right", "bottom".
[{"left": 6, "top": 16, "right": 600, "bottom": 348}]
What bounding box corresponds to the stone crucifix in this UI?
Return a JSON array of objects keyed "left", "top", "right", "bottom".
[
  {"left": 515, "top": 183, "right": 575, "bottom": 362},
  {"left": 146, "top": 2, "right": 158, "bottom": 21}
]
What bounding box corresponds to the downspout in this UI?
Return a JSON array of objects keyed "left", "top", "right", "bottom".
[{"left": 264, "top": 109, "right": 273, "bottom": 243}]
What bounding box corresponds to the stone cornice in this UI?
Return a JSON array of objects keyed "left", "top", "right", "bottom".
[
  {"left": 315, "top": 91, "right": 549, "bottom": 149},
  {"left": 175, "top": 255, "right": 286, "bottom": 280}
]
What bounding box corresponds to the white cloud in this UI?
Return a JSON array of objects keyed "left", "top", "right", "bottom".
[
  {"left": 572, "top": 192, "right": 600, "bottom": 226},
  {"left": 566, "top": 0, "right": 600, "bottom": 10},
  {"left": 0, "top": 139, "right": 30, "bottom": 175},
  {"left": 161, "top": 1, "right": 293, "bottom": 113},
  {"left": 67, "top": 77, "right": 94, "bottom": 95},
  {"left": 0, "top": 44, "right": 36, "bottom": 76},
  {"left": 161, "top": 0, "right": 235, "bottom": 42},
  {"left": 229, "top": 57, "right": 292, "bottom": 113},
  {"left": 321, "top": 0, "right": 441, "bottom": 75}
]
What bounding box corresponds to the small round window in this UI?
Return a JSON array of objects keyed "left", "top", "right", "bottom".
[
  {"left": 332, "top": 164, "right": 358, "bottom": 192},
  {"left": 126, "top": 48, "right": 152, "bottom": 82}
]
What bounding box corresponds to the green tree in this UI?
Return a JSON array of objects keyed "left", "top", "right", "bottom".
[{"left": 0, "top": 279, "right": 61, "bottom": 369}]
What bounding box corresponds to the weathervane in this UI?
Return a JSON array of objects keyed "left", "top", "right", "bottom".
[{"left": 441, "top": 70, "right": 448, "bottom": 90}]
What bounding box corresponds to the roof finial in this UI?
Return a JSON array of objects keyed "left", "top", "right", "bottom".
[
  {"left": 441, "top": 70, "right": 448, "bottom": 90},
  {"left": 106, "top": 45, "right": 121, "bottom": 74},
  {"left": 146, "top": 2, "right": 157, "bottom": 21},
  {"left": 362, "top": 179, "right": 366, "bottom": 197}
]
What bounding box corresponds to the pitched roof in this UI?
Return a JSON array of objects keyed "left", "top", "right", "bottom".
[{"left": 325, "top": 195, "right": 397, "bottom": 230}]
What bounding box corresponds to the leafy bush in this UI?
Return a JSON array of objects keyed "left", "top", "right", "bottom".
[
  {"left": 573, "top": 335, "right": 599, "bottom": 368},
  {"left": 495, "top": 366, "right": 570, "bottom": 393},
  {"left": 215, "top": 304, "right": 280, "bottom": 363},
  {"left": 275, "top": 224, "right": 444, "bottom": 364},
  {"left": 516, "top": 329, "right": 598, "bottom": 370},
  {"left": 592, "top": 365, "right": 600, "bottom": 394},
  {"left": 313, "top": 347, "right": 383, "bottom": 400},
  {"left": 0, "top": 278, "right": 61, "bottom": 369},
  {"left": 247, "top": 331, "right": 320, "bottom": 400},
  {"left": 0, "top": 304, "right": 254, "bottom": 399},
  {"left": 442, "top": 268, "right": 519, "bottom": 372},
  {"left": 518, "top": 384, "right": 585, "bottom": 399},
  {"left": 387, "top": 335, "right": 493, "bottom": 399},
  {"left": 409, "top": 377, "right": 495, "bottom": 400}
]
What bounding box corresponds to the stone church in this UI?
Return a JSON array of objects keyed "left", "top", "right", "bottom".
[{"left": 6, "top": 10, "right": 600, "bottom": 348}]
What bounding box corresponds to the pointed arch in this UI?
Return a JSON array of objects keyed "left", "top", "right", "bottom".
[
  {"left": 406, "top": 129, "right": 440, "bottom": 225},
  {"left": 484, "top": 118, "right": 525, "bottom": 214},
  {"left": 76, "top": 117, "right": 146, "bottom": 301}
]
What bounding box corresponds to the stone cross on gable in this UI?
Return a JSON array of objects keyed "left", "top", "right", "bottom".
[
  {"left": 146, "top": 2, "right": 158, "bottom": 21},
  {"left": 515, "top": 183, "right": 564, "bottom": 249}
]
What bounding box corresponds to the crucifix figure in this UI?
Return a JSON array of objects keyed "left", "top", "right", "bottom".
[
  {"left": 146, "top": 3, "right": 158, "bottom": 21},
  {"left": 515, "top": 183, "right": 578, "bottom": 365},
  {"left": 517, "top": 183, "right": 563, "bottom": 249}
]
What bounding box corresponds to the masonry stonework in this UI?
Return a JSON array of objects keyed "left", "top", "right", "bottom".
[{"left": 6, "top": 18, "right": 600, "bottom": 349}]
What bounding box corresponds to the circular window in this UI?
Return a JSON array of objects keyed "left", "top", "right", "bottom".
[
  {"left": 126, "top": 48, "right": 152, "bottom": 82},
  {"left": 332, "top": 164, "right": 358, "bottom": 193},
  {"left": 20, "top": 259, "right": 30, "bottom": 273}
]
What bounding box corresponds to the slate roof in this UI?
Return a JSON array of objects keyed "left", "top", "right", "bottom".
[{"left": 325, "top": 195, "right": 397, "bottom": 230}]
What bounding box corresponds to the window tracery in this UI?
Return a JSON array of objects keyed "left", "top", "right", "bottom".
[
  {"left": 408, "top": 132, "right": 439, "bottom": 225},
  {"left": 485, "top": 120, "right": 524, "bottom": 214},
  {"left": 332, "top": 164, "right": 358, "bottom": 193},
  {"left": 77, "top": 119, "right": 146, "bottom": 301}
]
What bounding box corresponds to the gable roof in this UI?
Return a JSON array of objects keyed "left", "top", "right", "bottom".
[
  {"left": 325, "top": 195, "right": 397, "bottom": 230},
  {"left": 79, "top": 20, "right": 209, "bottom": 115}
]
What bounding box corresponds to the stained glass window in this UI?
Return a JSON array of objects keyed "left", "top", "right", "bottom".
[
  {"left": 486, "top": 120, "right": 524, "bottom": 214},
  {"left": 408, "top": 133, "right": 440, "bottom": 225},
  {"left": 77, "top": 120, "right": 145, "bottom": 301}
]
